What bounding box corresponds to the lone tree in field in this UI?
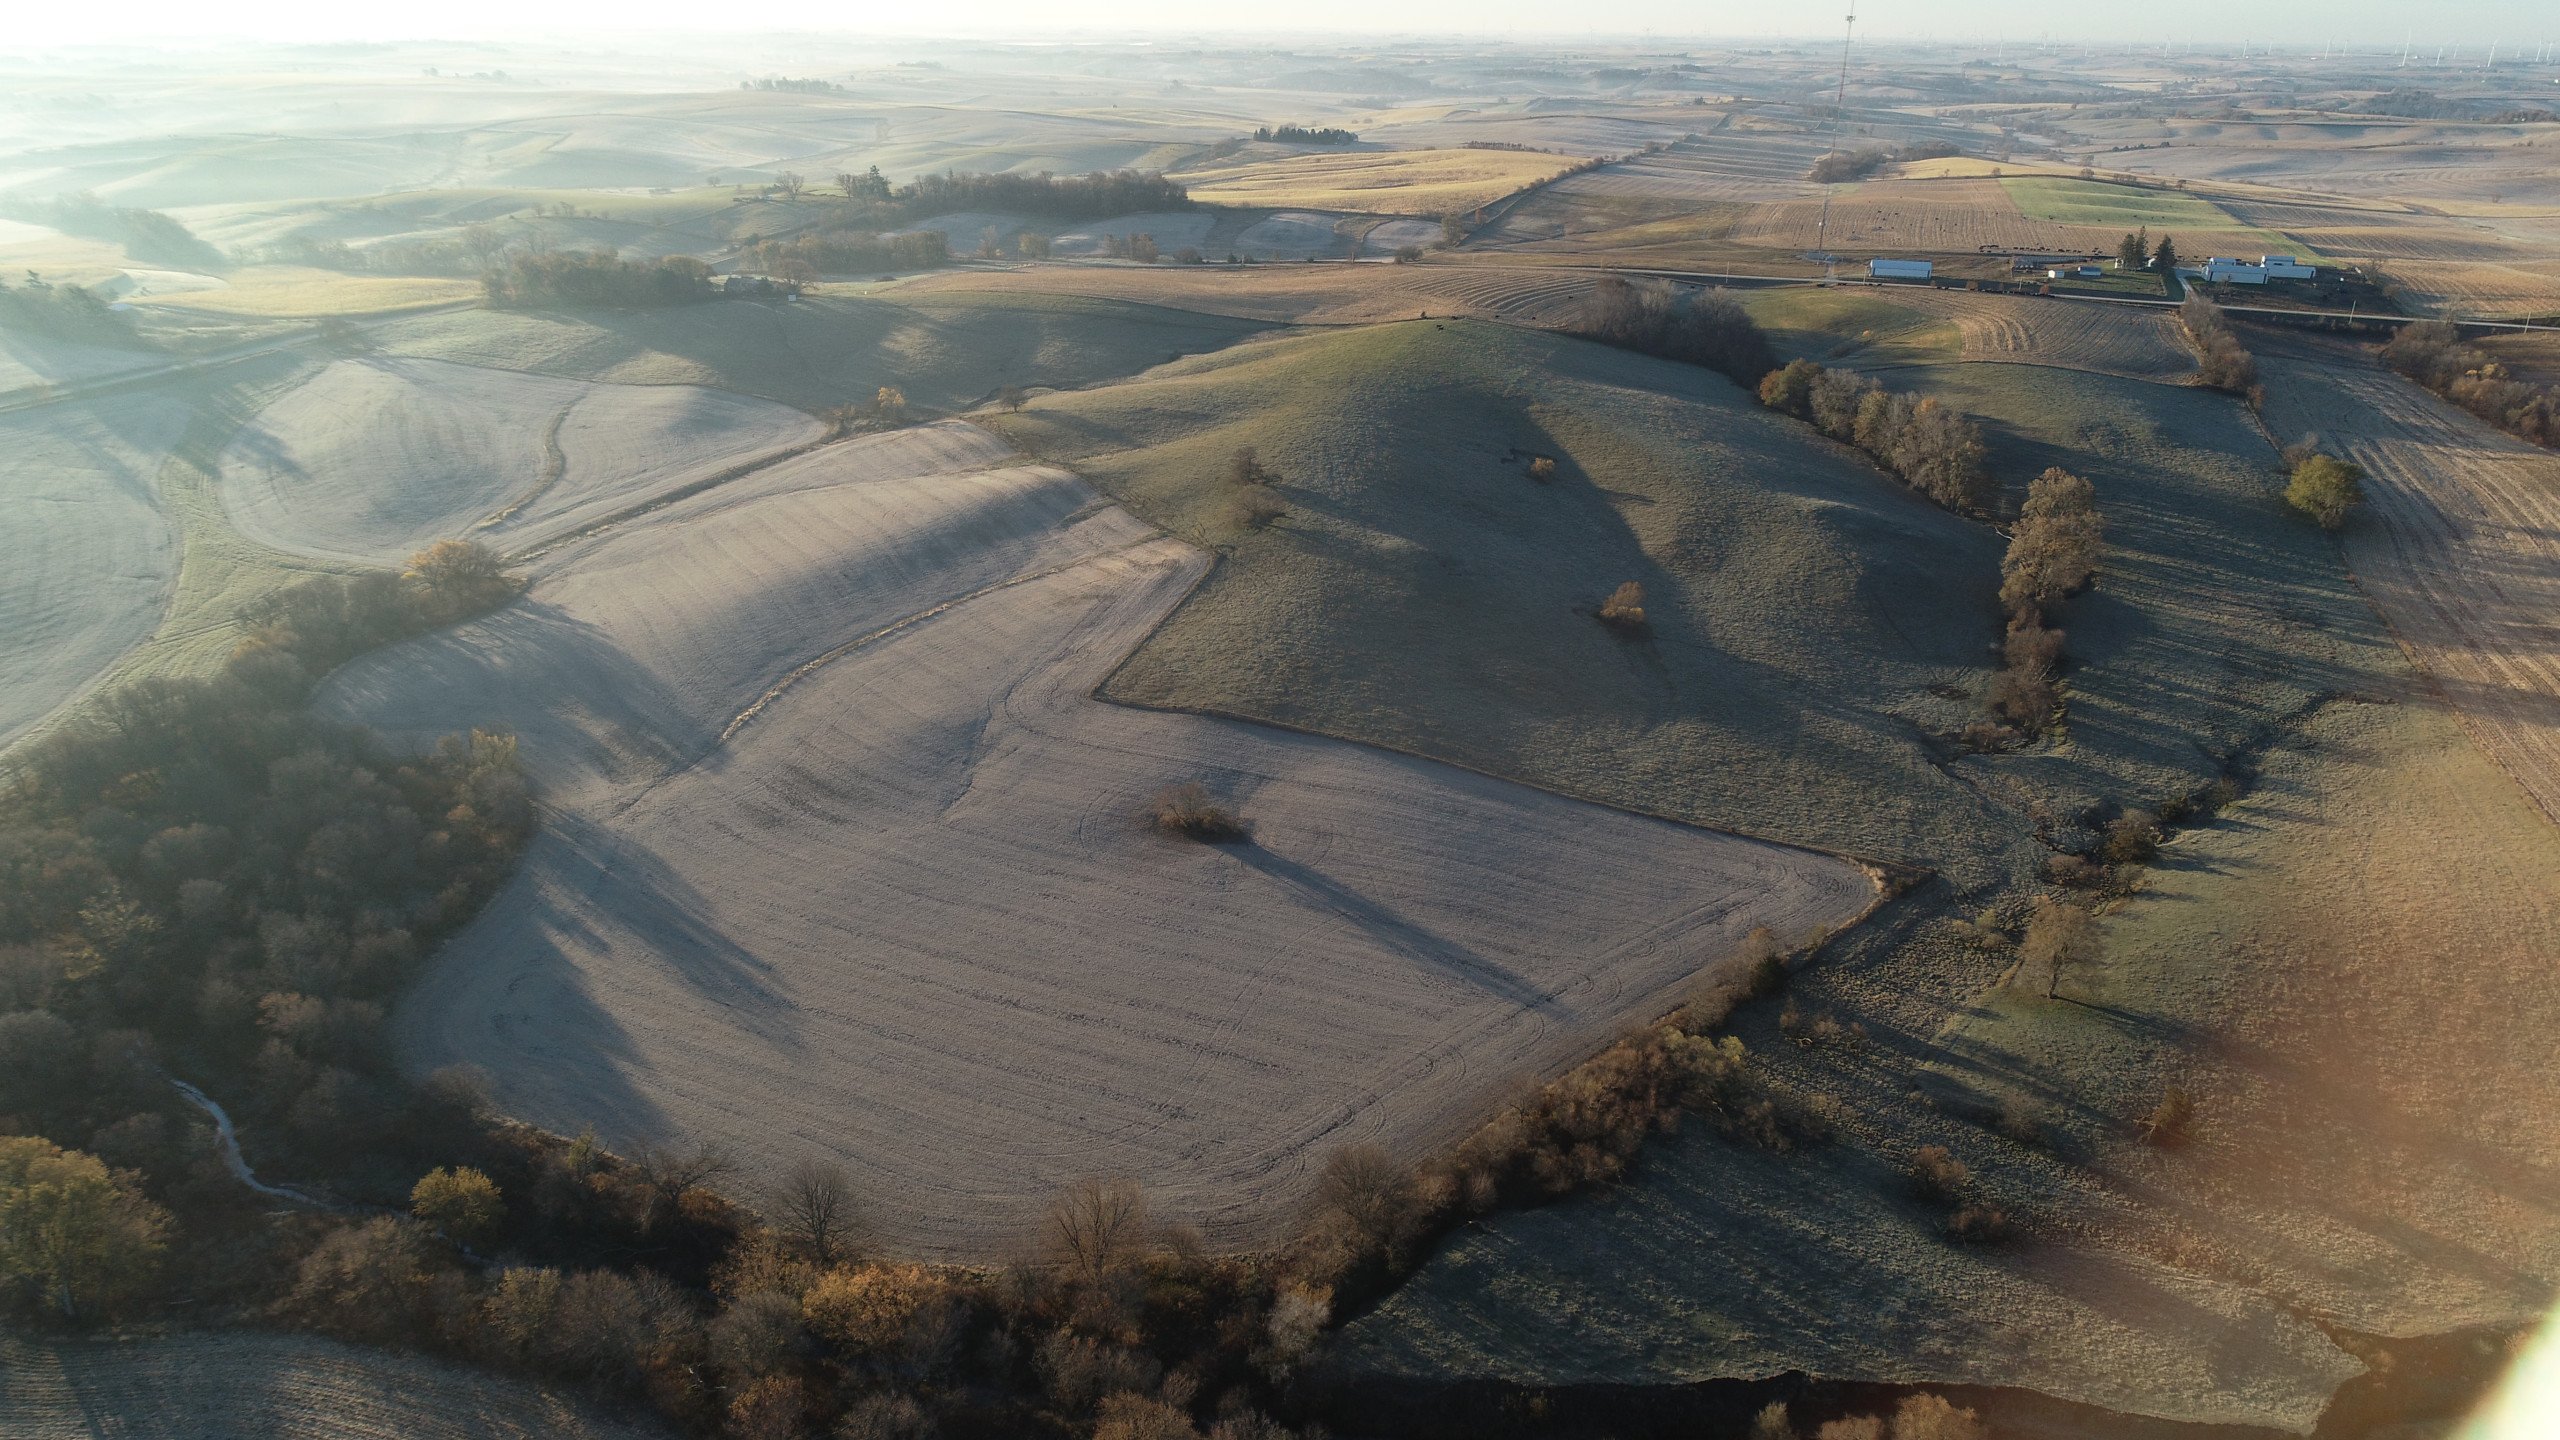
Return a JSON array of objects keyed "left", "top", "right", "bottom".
[
  {"left": 411, "top": 1165, "right": 504, "bottom": 1246},
  {"left": 2017, "top": 898, "right": 2102, "bottom": 1000},
  {"left": 770, "top": 1157, "right": 865, "bottom": 1264},
  {"left": 1527, "top": 455, "right": 1558, "bottom": 482},
  {"left": 1228, "top": 445, "right": 1272, "bottom": 486},
  {"left": 1597, "top": 581, "right": 1648, "bottom": 633},
  {"left": 2286, "top": 453, "right": 2366, "bottom": 531},
  {"left": 775, "top": 171, "right": 806, "bottom": 201}
]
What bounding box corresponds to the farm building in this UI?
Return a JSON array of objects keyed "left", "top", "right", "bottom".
[
  {"left": 2203, "top": 258, "right": 2269, "bottom": 284},
  {"left": 2047, "top": 265, "right": 2103, "bottom": 280},
  {"left": 2261, "top": 254, "right": 2317, "bottom": 279},
  {"left": 1868, "top": 258, "right": 1933, "bottom": 280}
]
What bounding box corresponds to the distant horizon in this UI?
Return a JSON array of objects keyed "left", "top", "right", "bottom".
[{"left": 6, "top": 7, "right": 2553, "bottom": 56}]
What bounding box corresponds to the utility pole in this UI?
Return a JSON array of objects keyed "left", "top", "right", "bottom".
[{"left": 1812, "top": 0, "right": 1857, "bottom": 282}]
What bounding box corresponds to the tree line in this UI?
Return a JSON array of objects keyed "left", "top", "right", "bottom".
[
  {"left": 3, "top": 193, "right": 224, "bottom": 272},
  {"left": 826, "top": 168, "right": 1192, "bottom": 224},
  {"left": 2179, "top": 291, "right": 2259, "bottom": 401},
  {"left": 0, "top": 274, "right": 145, "bottom": 347},
  {"left": 482, "top": 252, "right": 716, "bottom": 308},
  {"left": 1805, "top": 139, "right": 1959, "bottom": 184},
  {"left": 1252, "top": 125, "right": 1357, "bottom": 145},
  {"left": 2382, "top": 319, "right": 2560, "bottom": 449},
  {"left": 742, "top": 229, "right": 950, "bottom": 279},
  {"left": 1572, "top": 276, "right": 1776, "bottom": 390},
  {"left": 1757, "top": 358, "right": 1997, "bottom": 515}
]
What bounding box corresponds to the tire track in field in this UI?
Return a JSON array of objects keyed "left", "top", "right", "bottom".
[{"left": 2260, "top": 347, "right": 2560, "bottom": 822}]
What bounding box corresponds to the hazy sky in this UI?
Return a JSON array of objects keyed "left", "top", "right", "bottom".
[{"left": 9, "top": 0, "right": 2550, "bottom": 50}]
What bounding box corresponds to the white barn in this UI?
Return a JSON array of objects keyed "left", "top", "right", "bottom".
[
  {"left": 1868, "top": 258, "right": 1933, "bottom": 280},
  {"left": 2203, "top": 257, "right": 2268, "bottom": 285}
]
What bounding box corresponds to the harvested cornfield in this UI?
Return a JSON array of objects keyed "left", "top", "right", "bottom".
[
  {"left": 2367, "top": 258, "right": 2560, "bottom": 318},
  {"left": 2258, "top": 345, "right": 2560, "bottom": 821},
  {"left": 0, "top": 1331, "right": 669, "bottom": 1440},
  {"left": 326, "top": 420, "right": 1875, "bottom": 1256},
  {"left": 0, "top": 391, "right": 190, "bottom": 745},
  {"left": 1540, "top": 129, "right": 1825, "bottom": 204},
  {"left": 215, "top": 356, "right": 825, "bottom": 562},
  {"left": 1170, "top": 148, "right": 1578, "bottom": 215},
  {"left": 903, "top": 263, "right": 1601, "bottom": 328},
  {"left": 1730, "top": 178, "right": 2061, "bottom": 254}
]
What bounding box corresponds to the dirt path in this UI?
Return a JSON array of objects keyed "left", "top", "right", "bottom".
[{"left": 2257, "top": 344, "right": 2560, "bottom": 823}]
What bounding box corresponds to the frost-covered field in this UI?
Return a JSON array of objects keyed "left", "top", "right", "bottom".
[
  {"left": 216, "top": 356, "right": 823, "bottom": 562},
  {"left": 0, "top": 392, "right": 189, "bottom": 745},
  {"left": 325, "top": 421, "right": 1873, "bottom": 1255}
]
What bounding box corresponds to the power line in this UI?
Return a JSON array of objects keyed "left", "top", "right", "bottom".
[{"left": 1812, "top": 0, "right": 1857, "bottom": 280}]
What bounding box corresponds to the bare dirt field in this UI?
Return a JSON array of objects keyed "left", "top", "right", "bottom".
[
  {"left": 2257, "top": 345, "right": 2560, "bottom": 822},
  {"left": 2365, "top": 258, "right": 2560, "bottom": 319},
  {"left": 1539, "top": 128, "right": 1825, "bottom": 205},
  {"left": 0, "top": 1331, "right": 669, "bottom": 1440},
  {"left": 325, "top": 419, "right": 1874, "bottom": 1256},
  {"left": 215, "top": 355, "right": 823, "bottom": 563},
  {"left": 0, "top": 391, "right": 191, "bottom": 745}
]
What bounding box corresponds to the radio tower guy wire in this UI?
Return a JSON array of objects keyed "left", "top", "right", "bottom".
[{"left": 1812, "top": 0, "right": 1858, "bottom": 280}]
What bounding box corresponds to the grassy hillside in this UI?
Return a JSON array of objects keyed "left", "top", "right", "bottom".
[
  {"left": 986, "top": 318, "right": 2037, "bottom": 888},
  {"left": 367, "top": 291, "right": 1273, "bottom": 415},
  {"left": 1326, "top": 359, "right": 2556, "bottom": 1431}
]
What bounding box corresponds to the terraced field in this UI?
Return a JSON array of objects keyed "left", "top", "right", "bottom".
[
  {"left": 2258, "top": 345, "right": 2560, "bottom": 821},
  {"left": 0, "top": 391, "right": 191, "bottom": 745},
  {"left": 0, "top": 1331, "right": 669, "bottom": 1440},
  {"left": 216, "top": 356, "right": 824, "bottom": 563},
  {"left": 2366, "top": 258, "right": 2560, "bottom": 318},
  {"left": 1880, "top": 290, "right": 2196, "bottom": 380},
  {"left": 325, "top": 417, "right": 1875, "bottom": 1255}
]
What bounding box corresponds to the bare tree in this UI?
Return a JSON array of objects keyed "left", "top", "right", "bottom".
[
  {"left": 1041, "top": 1177, "right": 1148, "bottom": 1283},
  {"left": 630, "top": 1141, "right": 736, "bottom": 1232},
  {"left": 776, "top": 171, "right": 806, "bottom": 202},
  {"left": 770, "top": 1158, "right": 865, "bottom": 1264}
]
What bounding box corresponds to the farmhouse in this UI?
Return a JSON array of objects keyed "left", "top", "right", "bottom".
[{"left": 1868, "top": 258, "right": 1933, "bottom": 280}]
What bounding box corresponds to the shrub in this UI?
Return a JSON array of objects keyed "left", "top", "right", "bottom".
[
  {"left": 1526, "top": 455, "right": 1557, "bottom": 482},
  {"left": 1815, "top": 1417, "right": 1885, "bottom": 1440},
  {"left": 412, "top": 1165, "right": 504, "bottom": 1245},
  {"left": 2141, "top": 1086, "right": 2196, "bottom": 1147},
  {"left": 1907, "top": 1145, "right": 1970, "bottom": 1204},
  {"left": 1219, "top": 490, "right": 1288, "bottom": 531},
  {"left": 708, "top": 1290, "right": 805, "bottom": 1383},
  {"left": 1392, "top": 244, "right": 1424, "bottom": 263},
  {"left": 801, "top": 1262, "right": 947, "bottom": 1355},
  {"left": 1944, "top": 1201, "right": 2016, "bottom": 1244},
  {"left": 1151, "top": 783, "right": 1246, "bottom": 843},
  {"left": 1894, "top": 1393, "right": 1992, "bottom": 1440},
  {"left": 1228, "top": 446, "right": 1272, "bottom": 486},
  {"left": 2101, "top": 811, "right": 2162, "bottom": 865},
  {"left": 2286, "top": 453, "right": 2365, "bottom": 531},
  {"left": 284, "top": 1216, "right": 451, "bottom": 1344},
  {"left": 403, "top": 539, "right": 523, "bottom": 623},
  {"left": 1596, "top": 581, "right": 1648, "bottom": 632},
  {"left": 1751, "top": 1400, "right": 1797, "bottom": 1440}
]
